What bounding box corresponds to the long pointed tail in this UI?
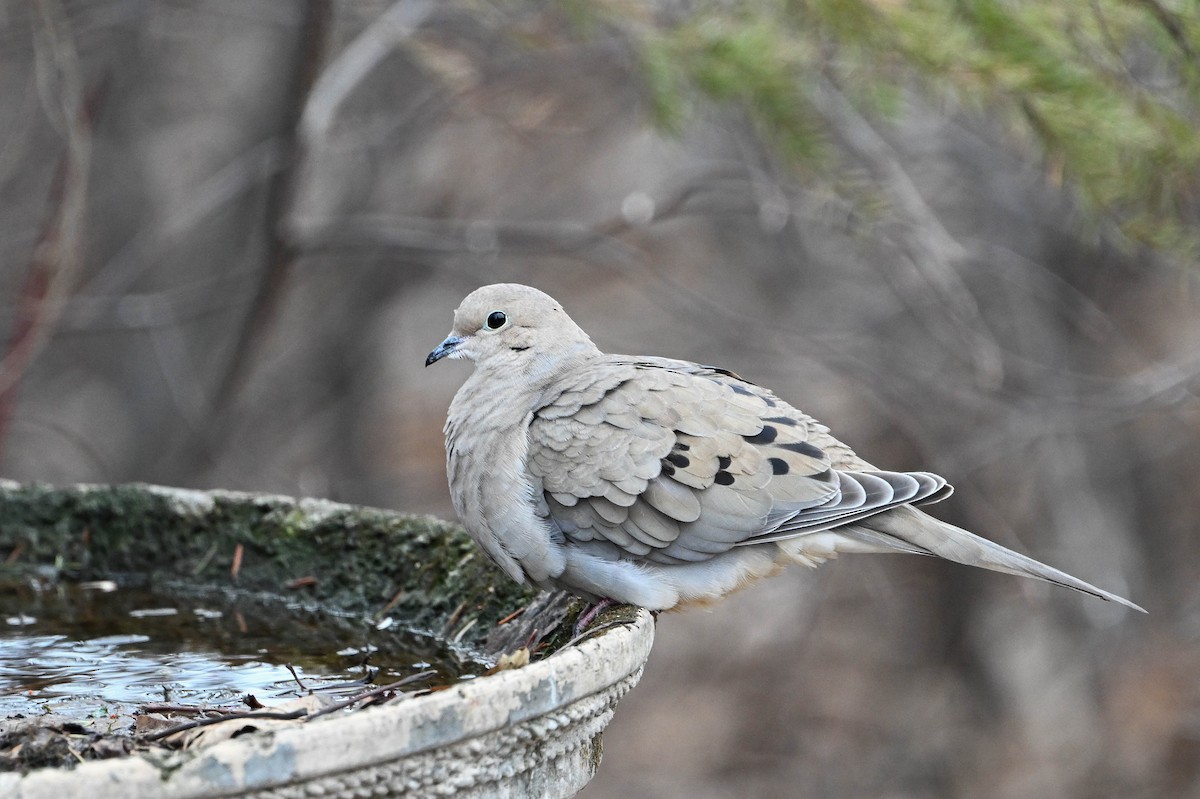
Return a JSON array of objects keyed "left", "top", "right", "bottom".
[{"left": 862, "top": 506, "right": 1145, "bottom": 612}]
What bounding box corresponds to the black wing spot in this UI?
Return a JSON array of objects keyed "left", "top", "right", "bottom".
[
  {"left": 717, "top": 455, "right": 732, "bottom": 469},
  {"left": 666, "top": 452, "right": 690, "bottom": 468},
  {"left": 768, "top": 457, "right": 790, "bottom": 475},
  {"left": 709, "top": 365, "right": 763, "bottom": 386},
  {"left": 763, "top": 416, "right": 798, "bottom": 426},
  {"left": 705, "top": 365, "right": 747, "bottom": 381},
  {"left": 661, "top": 463, "right": 676, "bottom": 477},
  {"left": 778, "top": 440, "right": 824, "bottom": 459},
  {"left": 673, "top": 441, "right": 690, "bottom": 451},
  {"left": 714, "top": 470, "right": 735, "bottom": 486},
  {"left": 744, "top": 425, "right": 778, "bottom": 445}
]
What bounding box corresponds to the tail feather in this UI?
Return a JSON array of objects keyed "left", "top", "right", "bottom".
[{"left": 864, "top": 505, "right": 1145, "bottom": 612}]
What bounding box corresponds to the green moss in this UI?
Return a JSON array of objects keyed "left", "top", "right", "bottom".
[{"left": 0, "top": 482, "right": 538, "bottom": 649}]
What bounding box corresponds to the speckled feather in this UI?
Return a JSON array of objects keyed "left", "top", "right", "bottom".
[
  {"left": 430, "top": 284, "right": 1143, "bottom": 613},
  {"left": 528, "top": 356, "right": 945, "bottom": 566}
]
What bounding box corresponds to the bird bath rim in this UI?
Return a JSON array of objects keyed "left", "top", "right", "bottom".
[{"left": 0, "top": 481, "right": 656, "bottom": 798}]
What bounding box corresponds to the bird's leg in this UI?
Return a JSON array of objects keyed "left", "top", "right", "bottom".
[{"left": 574, "top": 597, "right": 615, "bottom": 636}]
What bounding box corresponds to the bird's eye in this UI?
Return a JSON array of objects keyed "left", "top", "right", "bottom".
[{"left": 485, "top": 311, "right": 507, "bottom": 330}]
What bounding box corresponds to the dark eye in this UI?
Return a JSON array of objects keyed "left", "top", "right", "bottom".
[{"left": 485, "top": 311, "right": 507, "bottom": 330}]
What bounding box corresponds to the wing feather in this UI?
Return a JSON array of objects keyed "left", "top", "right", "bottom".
[{"left": 526, "top": 356, "right": 947, "bottom": 564}]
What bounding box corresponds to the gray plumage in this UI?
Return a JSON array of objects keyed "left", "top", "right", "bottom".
[{"left": 426, "top": 284, "right": 1143, "bottom": 613}]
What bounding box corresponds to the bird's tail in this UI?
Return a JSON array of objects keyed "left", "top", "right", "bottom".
[{"left": 847, "top": 505, "right": 1145, "bottom": 612}]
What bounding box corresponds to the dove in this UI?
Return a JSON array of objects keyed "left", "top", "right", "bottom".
[{"left": 425, "top": 283, "right": 1143, "bottom": 614}]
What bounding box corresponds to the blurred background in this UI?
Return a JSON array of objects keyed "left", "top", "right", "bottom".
[{"left": 2, "top": 1, "right": 1199, "bottom": 796}]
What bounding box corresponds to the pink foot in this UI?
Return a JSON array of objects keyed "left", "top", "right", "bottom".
[{"left": 574, "top": 598, "right": 615, "bottom": 636}]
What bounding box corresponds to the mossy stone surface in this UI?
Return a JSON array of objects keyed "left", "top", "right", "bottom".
[{"left": 0, "top": 481, "right": 539, "bottom": 649}]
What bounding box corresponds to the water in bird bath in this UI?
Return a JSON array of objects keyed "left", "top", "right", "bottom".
[{"left": 0, "top": 577, "right": 482, "bottom": 721}]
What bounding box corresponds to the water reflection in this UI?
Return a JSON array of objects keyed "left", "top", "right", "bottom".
[{"left": 0, "top": 581, "right": 476, "bottom": 718}]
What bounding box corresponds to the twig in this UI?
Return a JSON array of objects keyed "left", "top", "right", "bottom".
[
  {"left": 440, "top": 600, "right": 467, "bottom": 638},
  {"left": 285, "top": 664, "right": 309, "bottom": 693},
  {"left": 521, "top": 627, "right": 541, "bottom": 651},
  {"left": 4, "top": 543, "right": 24, "bottom": 565},
  {"left": 559, "top": 620, "right": 624, "bottom": 651},
  {"left": 374, "top": 585, "right": 407, "bottom": 620},
  {"left": 304, "top": 670, "right": 437, "bottom": 721},
  {"left": 191, "top": 540, "right": 219, "bottom": 576},
  {"left": 451, "top": 617, "right": 478, "bottom": 643},
  {"left": 139, "top": 703, "right": 241, "bottom": 716},
  {"left": 138, "top": 671, "right": 439, "bottom": 743},
  {"left": 496, "top": 606, "right": 526, "bottom": 626},
  {"left": 287, "top": 178, "right": 726, "bottom": 257},
  {"left": 136, "top": 709, "right": 309, "bottom": 743}
]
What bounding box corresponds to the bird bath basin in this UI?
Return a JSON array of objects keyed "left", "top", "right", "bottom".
[{"left": 0, "top": 481, "right": 653, "bottom": 798}]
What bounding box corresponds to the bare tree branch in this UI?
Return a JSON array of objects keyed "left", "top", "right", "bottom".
[
  {"left": 809, "top": 77, "right": 1006, "bottom": 387},
  {"left": 208, "top": 0, "right": 332, "bottom": 413},
  {"left": 299, "top": 0, "right": 436, "bottom": 145},
  {"left": 0, "top": 0, "right": 96, "bottom": 450}
]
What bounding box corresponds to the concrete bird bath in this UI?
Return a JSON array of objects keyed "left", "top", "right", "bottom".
[{"left": 0, "top": 481, "right": 653, "bottom": 798}]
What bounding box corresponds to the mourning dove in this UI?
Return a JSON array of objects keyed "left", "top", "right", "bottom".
[{"left": 426, "top": 283, "right": 1143, "bottom": 613}]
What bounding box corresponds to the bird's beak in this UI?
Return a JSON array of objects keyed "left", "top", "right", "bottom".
[{"left": 425, "top": 335, "right": 463, "bottom": 367}]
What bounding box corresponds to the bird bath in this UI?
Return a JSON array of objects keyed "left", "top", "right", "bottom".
[{"left": 0, "top": 481, "right": 653, "bottom": 798}]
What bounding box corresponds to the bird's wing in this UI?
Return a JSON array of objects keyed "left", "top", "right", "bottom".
[{"left": 527, "top": 356, "right": 948, "bottom": 565}]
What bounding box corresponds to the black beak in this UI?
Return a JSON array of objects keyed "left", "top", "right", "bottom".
[{"left": 425, "top": 335, "right": 462, "bottom": 367}]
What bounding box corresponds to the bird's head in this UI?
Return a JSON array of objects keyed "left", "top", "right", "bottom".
[{"left": 425, "top": 283, "right": 597, "bottom": 374}]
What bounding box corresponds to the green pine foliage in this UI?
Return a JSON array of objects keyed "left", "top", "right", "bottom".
[{"left": 626, "top": 0, "right": 1200, "bottom": 260}]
